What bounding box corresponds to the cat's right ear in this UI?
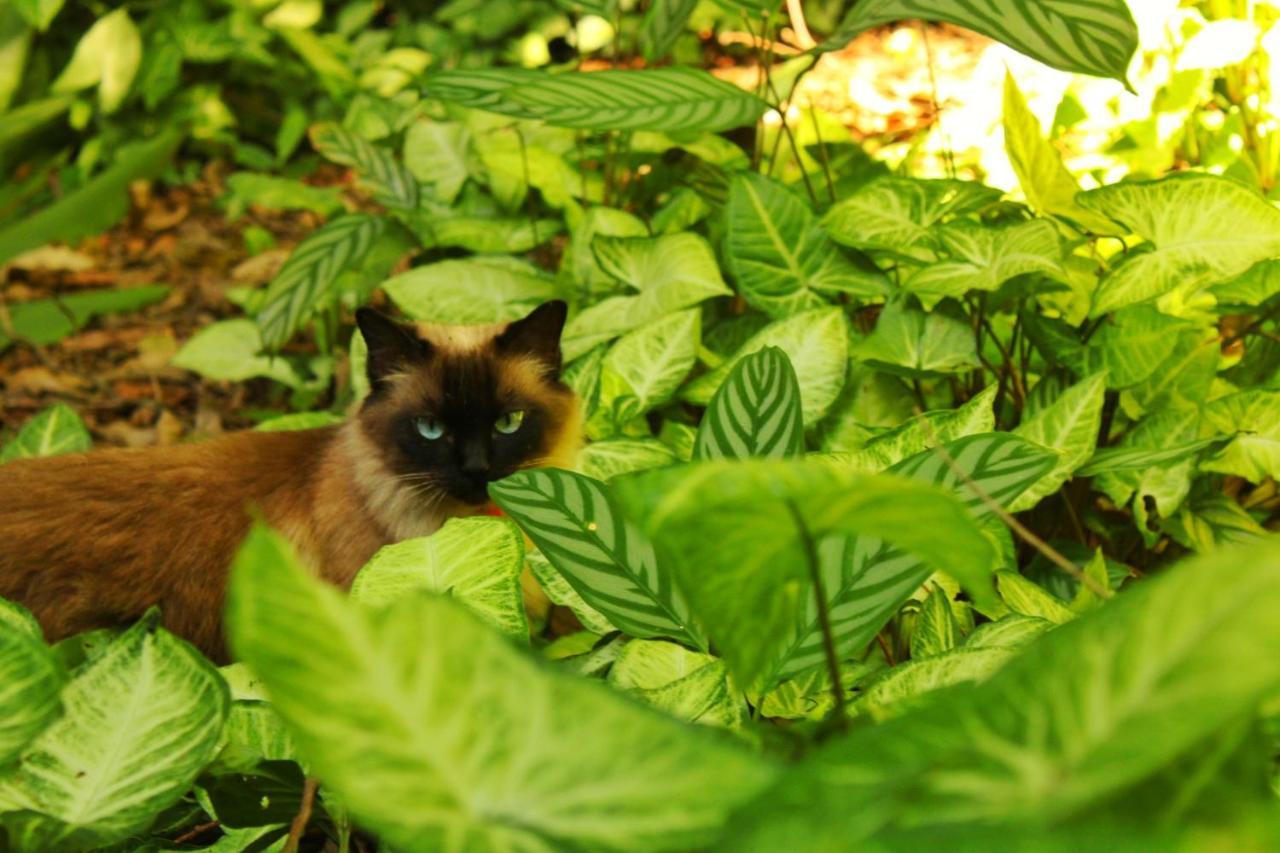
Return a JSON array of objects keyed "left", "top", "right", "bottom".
[{"left": 356, "top": 307, "right": 431, "bottom": 390}]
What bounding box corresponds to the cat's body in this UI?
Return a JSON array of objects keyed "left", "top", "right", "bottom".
[{"left": 0, "top": 302, "right": 578, "bottom": 660}]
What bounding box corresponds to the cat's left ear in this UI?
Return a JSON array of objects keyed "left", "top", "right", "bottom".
[{"left": 496, "top": 300, "right": 567, "bottom": 376}]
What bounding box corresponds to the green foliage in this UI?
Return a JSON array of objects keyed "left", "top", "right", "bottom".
[
  {"left": 0, "top": 404, "right": 90, "bottom": 462},
  {"left": 0, "top": 286, "right": 169, "bottom": 353},
  {"left": 694, "top": 346, "right": 805, "bottom": 461}
]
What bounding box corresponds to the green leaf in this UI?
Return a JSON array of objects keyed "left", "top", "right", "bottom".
[
  {"left": 213, "top": 701, "right": 298, "bottom": 773},
  {"left": 856, "top": 647, "right": 1013, "bottom": 721},
  {"left": 593, "top": 309, "right": 700, "bottom": 430},
  {"left": 766, "top": 434, "right": 1057, "bottom": 687},
  {"left": 0, "top": 404, "right": 91, "bottom": 463},
  {"left": 901, "top": 219, "right": 1064, "bottom": 303},
  {"left": 725, "top": 172, "right": 887, "bottom": 318},
  {"left": 1081, "top": 174, "right": 1280, "bottom": 316},
  {"left": 909, "top": 585, "right": 960, "bottom": 660},
  {"left": 0, "top": 285, "right": 169, "bottom": 353},
  {"left": 526, "top": 547, "right": 616, "bottom": 635},
  {"left": 731, "top": 537, "right": 1280, "bottom": 841},
  {"left": 578, "top": 438, "right": 677, "bottom": 481},
  {"left": 963, "top": 613, "right": 1054, "bottom": 650},
  {"left": 694, "top": 346, "right": 805, "bottom": 461},
  {"left": 609, "top": 640, "right": 741, "bottom": 729},
  {"left": 171, "top": 319, "right": 304, "bottom": 388},
  {"left": 1201, "top": 390, "right": 1280, "bottom": 483},
  {"left": 997, "top": 571, "right": 1076, "bottom": 624},
  {"left": 1093, "top": 409, "right": 1200, "bottom": 534},
  {"left": 682, "top": 307, "right": 849, "bottom": 423},
  {"left": 13, "top": 0, "right": 64, "bottom": 31},
  {"left": 309, "top": 122, "right": 419, "bottom": 210},
  {"left": 254, "top": 411, "right": 345, "bottom": 432},
  {"left": 50, "top": 8, "right": 140, "bottom": 113},
  {"left": 351, "top": 517, "right": 529, "bottom": 640},
  {"left": 227, "top": 525, "right": 774, "bottom": 851},
  {"left": 1001, "top": 72, "right": 1120, "bottom": 233},
  {"left": 257, "top": 214, "right": 384, "bottom": 350},
  {"left": 0, "top": 614, "right": 228, "bottom": 850},
  {"left": 854, "top": 300, "right": 980, "bottom": 377},
  {"left": 383, "top": 256, "right": 560, "bottom": 325},
  {"left": 0, "top": 131, "right": 182, "bottom": 268},
  {"left": 1209, "top": 258, "right": 1280, "bottom": 307},
  {"left": 0, "top": 603, "right": 62, "bottom": 766},
  {"left": 822, "top": 177, "right": 1000, "bottom": 261},
  {"left": 1076, "top": 435, "right": 1229, "bottom": 477},
  {"left": 403, "top": 120, "right": 471, "bottom": 204},
  {"left": 1009, "top": 372, "right": 1107, "bottom": 511},
  {"left": 614, "top": 459, "right": 997, "bottom": 688},
  {"left": 837, "top": 384, "right": 997, "bottom": 472},
  {"left": 221, "top": 172, "right": 345, "bottom": 218},
  {"left": 823, "top": 0, "right": 1137, "bottom": 81},
  {"left": 641, "top": 0, "right": 698, "bottom": 61},
  {"left": 426, "top": 67, "right": 767, "bottom": 133},
  {"left": 490, "top": 469, "right": 704, "bottom": 648}
]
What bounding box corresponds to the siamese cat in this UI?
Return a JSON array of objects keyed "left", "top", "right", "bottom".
[{"left": 0, "top": 301, "right": 579, "bottom": 660}]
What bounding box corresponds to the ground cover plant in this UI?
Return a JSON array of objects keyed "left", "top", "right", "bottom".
[{"left": 2, "top": 0, "right": 1280, "bottom": 850}]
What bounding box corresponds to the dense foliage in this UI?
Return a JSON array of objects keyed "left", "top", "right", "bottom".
[{"left": 3, "top": 0, "right": 1280, "bottom": 850}]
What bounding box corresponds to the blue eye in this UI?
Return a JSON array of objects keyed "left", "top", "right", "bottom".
[
  {"left": 495, "top": 410, "right": 525, "bottom": 435},
  {"left": 414, "top": 416, "right": 444, "bottom": 440}
]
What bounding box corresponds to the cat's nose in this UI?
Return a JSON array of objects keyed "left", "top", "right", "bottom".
[{"left": 461, "top": 441, "right": 490, "bottom": 477}]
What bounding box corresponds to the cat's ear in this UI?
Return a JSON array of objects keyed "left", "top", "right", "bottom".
[
  {"left": 496, "top": 300, "right": 567, "bottom": 376},
  {"left": 356, "top": 307, "right": 431, "bottom": 390}
]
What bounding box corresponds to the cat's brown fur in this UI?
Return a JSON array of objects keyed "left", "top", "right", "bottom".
[{"left": 0, "top": 302, "right": 579, "bottom": 660}]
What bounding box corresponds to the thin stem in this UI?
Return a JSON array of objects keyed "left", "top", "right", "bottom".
[
  {"left": 807, "top": 102, "right": 837, "bottom": 203},
  {"left": 785, "top": 500, "right": 847, "bottom": 728},
  {"left": 284, "top": 777, "right": 319, "bottom": 853}
]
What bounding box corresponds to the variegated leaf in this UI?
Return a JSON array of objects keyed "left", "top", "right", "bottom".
[
  {"left": 694, "top": 346, "right": 804, "bottom": 461},
  {"left": 310, "top": 122, "right": 418, "bottom": 209}
]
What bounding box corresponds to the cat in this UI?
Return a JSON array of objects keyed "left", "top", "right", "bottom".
[{"left": 0, "top": 301, "right": 580, "bottom": 661}]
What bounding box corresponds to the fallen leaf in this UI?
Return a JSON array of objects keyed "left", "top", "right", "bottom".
[
  {"left": 7, "top": 246, "right": 97, "bottom": 273},
  {"left": 2, "top": 366, "right": 91, "bottom": 396}
]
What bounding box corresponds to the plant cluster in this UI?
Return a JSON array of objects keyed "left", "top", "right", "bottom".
[{"left": 2, "top": 1, "right": 1280, "bottom": 850}]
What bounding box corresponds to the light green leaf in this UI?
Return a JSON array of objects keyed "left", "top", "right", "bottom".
[
  {"left": 856, "top": 647, "right": 1013, "bottom": 721},
  {"left": 725, "top": 172, "right": 887, "bottom": 318},
  {"left": 902, "top": 219, "right": 1064, "bottom": 303},
  {"left": 610, "top": 640, "right": 742, "bottom": 730},
  {"left": 1209, "top": 258, "right": 1280, "bottom": 307},
  {"left": 823, "top": 0, "right": 1137, "bottom": 81},
  {"left": 1077, "top": 435, "right": 1228, "bottom": 477},
  {"left": 565, "top": 206, "right": 649, "bottom": 296},
  {"left": 997, "top": 571, "right": 1075, "bottom": 624},
  {"left": 51, "top": 8, "right": 140, "bottom": 113},
  {"left": 0, "top": 604, "right": 62, "bottom": 765},
  {"left": 1082, "top": 306, "right": 1200, "bottom": 388},
  {"left": 382, "top": 256, "right": 559, "bottom": 324},
  {"left": 1081, "top": 174, "right": 1280, "bottom": 316},
  {"left": 909, "top": 585, "right": 960, "bottom": 660},
  {"left": 614, "top": 459, "right": 997, "bottom": 687},
  {"left": 694, "top": 346, "right": 805, "bottom": 461},
  {"left": 963, "top": 613, "right": 1054, "bottom": 650},
  {"left": 766, "top": 434, "right": 1057, "bottom": 687},
  {"left": 308, "top": 123, "right": 419, "bottom": 210},
  {"left": 1093, "top": 409, "right": 1200, "bottom": 534},
  {"left": 854, "top": 300, "right": 980, "bottom": 377},
  {"left": 838, "top": 384, "right": 997, "bottom": 472},
  {"left": 594, "top": 309, "right": 700, "bottom": 429},
  {"left": 1201, "top": 390, "right": 1280, "bottom": 483},
  {"left": 257, "top": 214, "right": 384, "bottom": 350},
  {"left": 213, "top": 700, "right": 299, "bottom": 773},
  {"left": 0, "top": 614, "right": 228, "bottom": 850},
  {"left": 1009, "top": 372, "right": 1107, "bottom": 511},
  {"left": 578, "top": 439, "right": 677, "bottom": 481},
  {"left": 641, "top": 0, "right": 698, "bottom": 62},
  {"left": 490, "top": 469, "right": 704, "bottom": 648},
  {"left": 426, "top": 67, "right": 767, "bottom": 133},
  {"left": 13, "top": 0, "right": 64, "bottom": 31},
  {"left": 403, "top": 120, "right": 472, "bottom": 204},
  {"left": 227, "top": 525, "right": 774, "bottom": 851},
  {"left": 0, "top": 285, "right": 169, "bottom": 354},
  {"left": 526, "top": 547, "right": 616, "bottom": 635},
  {"left": 172, "top": 319, "right": 303, "bottom": 387},
  {"left": 351, "top": 517, "right": 528, "bottom": 640},
  {"left": 1001, "top": 72, "right": 1121, "bottom": 233},
  {"left": 822, "top": 177, "right": 1000, "bottom": 261},
  {"left": 222, "top": 172, "right": 345, "bottom": 218},
  {"left": 682, "top": 307, "right": 849, "bottom": 423},
  {"left": 254, "top": 411, "right": 344, "bottom": 432},
  {"left": 1, "top": 404, "right": 91, "bottom": 463}
]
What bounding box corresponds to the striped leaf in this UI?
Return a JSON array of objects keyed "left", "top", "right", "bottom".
[
  {"left": 309, "top": 123, "right": 418, "bottom": 210},
  {"left": 256, "top": 214, "right": 383, "bottom": 351},
  {"left": 764, "top": 433, "right": 1057, "bottom": 688},
  {"left": 1010, "top": 373, "right": 1107, "bottom": 511},
  {"left": 694, "top": 346, "right": 805, "bottom": 461},
  {"left": 1077, "top": 436, "right": 1231, "bottom": 477},
  {"left": 0, "top": 612, "right": 228, "bottom": 850},
  {"left": 490, "top": 469, "right": 704, "bottom": 649},
  {"left": 0, "top": 404, "right": 91, "bottom": 463},
  {"left": 641, "top": 0, "right": 699, "bottom": 62},
  {"left": 0, "top": 601, "right": 63, "bottom": 765},
  {"left": 425, "top": 67, "right": 767, "bottom": 133},
  {"left": 824, "top": 0, "right": 1138, "bottom": 82}
]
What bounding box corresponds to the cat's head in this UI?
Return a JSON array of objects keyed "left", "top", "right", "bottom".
[{"left": 353, "top": 301, "right": 579, "bottom": 507}]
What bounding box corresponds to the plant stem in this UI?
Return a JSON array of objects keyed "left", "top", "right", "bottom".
[
  {"left": 284, "top": 777, "right": 318, "bottom": 853},
  {"left": 785, "top": 501, "right": 847, "bottom": 729}
]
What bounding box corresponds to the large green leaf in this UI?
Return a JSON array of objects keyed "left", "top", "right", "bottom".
[
  {"left": 171, "top": 319, "right": 305, "bottom": 388},
  {"left": 823, "top": 0, "right": 1137, "bottom": 81},
  {"left": 382, "top": 256, "right": 559, "bottom": 324},
  {"left": 693, "top": 346, "right": 805, "bottom": 461},
  {"left": 0, "top": 286, "right": 169, "bottom": 353},
  {"left": 0, "top": 404, "right": 91, "bottom": 463},
  {"left": 0, "top": 602, "right": 62, "bottom": 766},
  {"left": 1201, "top": 390, "right": 1280, "bottom": 483},
  {"left": 641, "top": 0, "right": 698, "bottom": 61},
  {"left": 490, "top": 469, "right": 704, "bottom": 648},
  {"left": 725, "top": 172, "right": 887, "bottom": 318},
  {"left": 425, "top": 67, "right": 767, "bottom": 133},
  {"left": 901, "top": 220, "right": 1064, "bottom": 303},
  {"left": 766, "top": 434, "right": 1057, "bottom": 687},
  {"left": 614, "top": 459, "right": 997, "bottom": 687},
  {"left": 822, "top": 177, "right": 1000, "bottom": 261},
  {"left": 403, "top": 120, "right": 472, "bottom": 204},
  {"left": 682, "top": 307, "right": 849, "bottom": 423},
  {"left": 1081, "top": 174, "right": 1280, "bottom": 316},
  {"left": 351, "top": 517, "right": 529, "bottom": 640},
  {"left": 256, "top": 214, "right": 384, "bottom": 350},
  {"left": 227, "top": 525, "right": 774, "bottom": 851},
  {"left": 0, "top": 614, "right": 228, "bottom": 850},
  {"left": 309, "top": 122, "right": 418, "bottom": 209},
  {"left": 13, "top": 0, "right": 65, "bottom": 31},
  {"left": 593, "top": 309, "right": 700, "bottom": 431},
  {"left": 853, "top": 300, "right": 980, "bottom": 377},
  {"left": 1009, "top": 373, "right": 1107, "bottom": 511},
  {"left": 728, "top": 537, "right": 1280, "bottom": 843}
]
